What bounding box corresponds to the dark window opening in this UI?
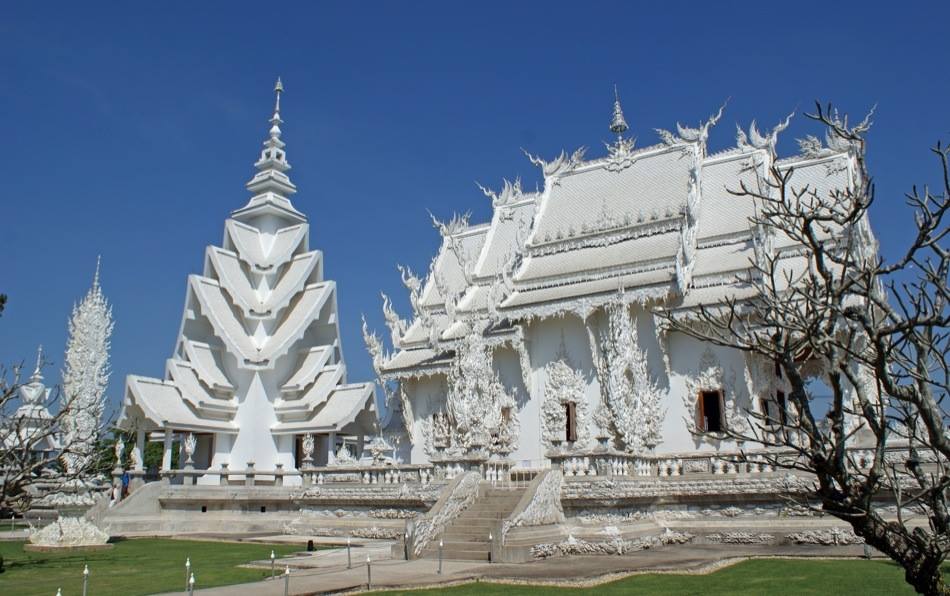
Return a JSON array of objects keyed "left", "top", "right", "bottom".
[
  {"left": 294, "top": 435, "right": 303, "bottom": 469},
  {"left": 260, "top": 506, "right": 266, "bottom": 513},
  {"left": 776, "top": 391, "right": 788, "bottom": 425},
  {"left": 759, "top": 397, "right": 772, "bottom": 422},
  {"left": 699, "top": 390, "right": 724, "bottom": 433},
  {"left": 201, "top": 505, "right": 207, "bottom": 513},
  {"left": 565, "top": 402, "right": 577, "bottom": 442}
]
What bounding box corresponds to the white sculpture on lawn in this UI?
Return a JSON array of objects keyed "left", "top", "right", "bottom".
[{"left": 61, "top": 258, "right": 113, "bottom": 478}]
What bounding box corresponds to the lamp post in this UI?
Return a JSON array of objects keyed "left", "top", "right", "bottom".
[
  {"left": 488, "top": 531, "right": 493, "bottom": 564},
  {"left": 270, "top": 549, "right": 276, "bottom": 578},
  {"left": 283, "top": 566, "right": 290, "bottom": 596},
  {"left": 437, "top": 538, "right": 443, "bottom": 575},
  {"left": 83, "top": 564, "right": 89, "bottom": 596},
  {"left": 188, "top": 573, "right": 195, "bottom": 596},
  {"left": 366, "top": 555, "right": 372, "bottom": 589},
  {"left": 346, "top": 536, "right": 352, "bottom": 569},
  {"left": 185, "top": 557, "right": 191, "bottom": 592}
]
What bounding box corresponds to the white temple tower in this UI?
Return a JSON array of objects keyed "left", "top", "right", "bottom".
[{"left": 119, "top": 80, "right": 377, "bottom": 485}]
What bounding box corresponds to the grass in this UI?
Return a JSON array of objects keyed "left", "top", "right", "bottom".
[
  {"left": 0, "top": 538, "right": 304, "bottom": 595},
  {"left": 377, "top": 558, "right": 928, "bottom": 595}
]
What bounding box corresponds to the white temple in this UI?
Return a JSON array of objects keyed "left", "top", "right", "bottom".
[
  {"left": 118, "top": 80, "right": 377, "bottom": 485},
  {"left": 2, "top": 346, "right": 59, "bottom": 459},
  {"left": 366, "top": 92, "right": 870, "bottom": 472}
]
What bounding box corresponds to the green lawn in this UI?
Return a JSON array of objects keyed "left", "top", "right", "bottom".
[
  {"left": 0, "top": 538, "right": 303, "bottom": 595},
  {"left": 378, "top": 559, "right": 926, "bottom": 595}
]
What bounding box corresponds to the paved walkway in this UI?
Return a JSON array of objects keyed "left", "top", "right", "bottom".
[{"left": 172, "top": 542, "right": 876, "bottom": 595}]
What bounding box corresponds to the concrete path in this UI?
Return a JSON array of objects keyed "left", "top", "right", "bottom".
[{"left": 173, "top": 542, "right": 877, "bottom": 595}]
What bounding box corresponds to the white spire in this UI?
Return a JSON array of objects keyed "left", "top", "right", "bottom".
[
  {"left": 245, "top": 77, "right": 297, "bottom": 198},
  {"left": 609, "top": 84, "right": 629, "bottom": 141},
  {"left": 93, "top": 255, "right": 101, "bottom": 290},
  {"left": 31, "top": 344, "right": 44, "bottom": 382}
]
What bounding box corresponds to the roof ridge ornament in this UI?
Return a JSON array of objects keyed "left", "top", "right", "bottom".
[
  {"left": 606, "top": 86, "right": 636, "bottom": 168},
  {"left": 609, "top": 85, "right": 629, "bottom": 140},
  {"left": 655, "top": 100, "right": 728, "bottom": 156}
]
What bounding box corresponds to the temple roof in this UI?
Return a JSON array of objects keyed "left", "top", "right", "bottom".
[{"left": 372, "top": 93, "right": 859, "bottom": 376}]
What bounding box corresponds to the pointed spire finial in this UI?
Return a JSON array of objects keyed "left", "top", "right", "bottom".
[
  {"left": 93, "top": 255, "right": 102, "bottom": 289},
  {"left": 610, "top": 84, "right": 629, "bottom": 139},
  {"left": 245, "top": 77, "right": 297, "bottom": 198},
  {"left": 32, "top": 344, "right": 44, "bottom": 380},
  {"left": 269, "top": 77, "right": 284, "bottom": 141}
]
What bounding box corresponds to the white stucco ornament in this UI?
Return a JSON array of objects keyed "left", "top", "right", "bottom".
[
  {"left": 443, "top": 324, "right": 518, "bottom": 455},
  {"left": 183, "top": 432, "right": 197, "bottom": 464},
  {"left": 599, "top": 299, "right": 664, "bottom": 452},
  {"left": 302, "top": 434, "right": 315, "bottom": 459},
  {"left": 61, "top": 258, "right": 113, "bottom": 477}
]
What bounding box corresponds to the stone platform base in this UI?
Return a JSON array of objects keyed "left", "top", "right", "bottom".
[{"left": 24, "top": 543, "right": 114, "bottom": 553}]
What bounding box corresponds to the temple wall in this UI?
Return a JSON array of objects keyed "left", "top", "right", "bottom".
[
  {"left": 406, "top": 375, "right": 448, "bottom": 465},
  {"left": 494, "top": 345, "right": 537, "bottom": 464},
  {"left": 524, "top": 316, "right": 600, "bottom": 460},
  {"left": 660, "top": 332, "right": 750, "bottom": 453}
]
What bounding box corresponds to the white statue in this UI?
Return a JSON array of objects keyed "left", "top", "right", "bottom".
[
  {"left": 302, "top": 434, "right": 315, "bottom": 461},
  {"left": 114, "top": 439, "right": 124, "bottom": 468},
  {"left": 183, "top": 432, "right": 197, "bottom": 465}
]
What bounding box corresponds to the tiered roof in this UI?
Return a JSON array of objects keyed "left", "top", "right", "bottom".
[
  {"left": 120, "top": 80, "right": 376, "bottom": 437},
  {"left": 371, "top": 96, "right": 855, "bottom": 377}
]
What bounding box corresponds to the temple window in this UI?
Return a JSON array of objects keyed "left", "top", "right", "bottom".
[
  {"left": 776, "top": 390, "right": 787, "bottom": 425},
  {"left": 698, "top": 390, "right": 724, "bottom": 433},
  {"left": 564, "top": 402, "right": 577, "bottom": 442},
  {"left": 759, "top": 396, "right": 773, "bottom": 423}
]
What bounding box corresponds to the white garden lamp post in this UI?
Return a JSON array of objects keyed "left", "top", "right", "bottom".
[
  {"left": 270, "top": 549, "right": 276, "bottom": 578},
  {"left": 185, "top": 557, "right": 191, "bottom": 592},
  {"left": 83, "top": 564, "right": 89, "bottom": 596}
]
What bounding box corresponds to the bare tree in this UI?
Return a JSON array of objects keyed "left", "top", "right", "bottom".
[
  {"left": 0, "top": 357, "right": 99, "bottom": 517},
  {"left": 660, "top": 103, "right": 949, "bottom": 594}
]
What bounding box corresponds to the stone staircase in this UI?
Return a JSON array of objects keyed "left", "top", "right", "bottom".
[{"left": 422, "top": 483, "right": 524, "bottom": 561}]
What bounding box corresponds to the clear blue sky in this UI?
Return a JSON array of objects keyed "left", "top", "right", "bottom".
[{"left": 2, "top": 2, "right": 948, "bottom": 417}]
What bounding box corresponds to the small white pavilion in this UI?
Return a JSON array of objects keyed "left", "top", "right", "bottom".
[
  {"left": 3, "top": 346, "right": 60, "bottom": 461},
  {"left": 118, "top": 80, "right": 377, "bottom": 486}
]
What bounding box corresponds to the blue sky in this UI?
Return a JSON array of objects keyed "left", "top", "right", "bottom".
[{"left": 2, "top": 2, "right": 948, "bottom": 417}]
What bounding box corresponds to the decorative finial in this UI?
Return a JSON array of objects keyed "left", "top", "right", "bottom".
[
  {"left": 270, "top": 78, "right": 283, "bottom": 141},
  {"left": 32, "top": 344, "right": 44, "bottom": 380},
  {"left": 610, "top": 85, "right": 629, "bottom": 139},
  {"left": 93, "top": 255, "right": 102, "bottom": 289},
  {"left": 245, "top": 77, "right": 297, "bottom": 197}
]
